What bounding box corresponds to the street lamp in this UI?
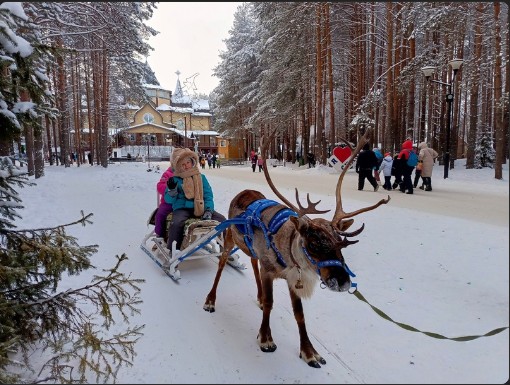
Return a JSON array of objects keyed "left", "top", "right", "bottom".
[{"left": 421, "top": 58, "right": 463, "bottom": 179}]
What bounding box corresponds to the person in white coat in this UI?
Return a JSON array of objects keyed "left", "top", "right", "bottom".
[
  {"left": 379, "top": 152, "right": 393, "bottom": 191},
  {"left": 417, "top": 142, "right": 438, "bottom": 191}
]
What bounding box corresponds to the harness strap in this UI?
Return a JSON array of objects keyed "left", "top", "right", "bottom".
[
  {"left": 233, "top": 199, "right": 299, "bottom": 267},
  {"left": 301, "top": 240, "right": 357, "bottom": 287},
  {"left": 268, "top": 208, "right": 298, "bottom": 234}
]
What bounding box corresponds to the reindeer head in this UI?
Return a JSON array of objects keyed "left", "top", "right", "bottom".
[{"left": 261, "top": 129, "right": 390, "bottom": 292}]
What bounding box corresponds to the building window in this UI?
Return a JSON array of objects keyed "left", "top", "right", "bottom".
[
  {"left": 220, "top": 140, "right": 226, "bottom": 147},
  {"left": 143, "top": 113, "right": 155, "bottom": 124}
]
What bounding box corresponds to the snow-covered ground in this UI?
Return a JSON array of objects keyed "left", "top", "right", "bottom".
[{"left": 16, "top": 159, "right": 509, "bottom": 384}]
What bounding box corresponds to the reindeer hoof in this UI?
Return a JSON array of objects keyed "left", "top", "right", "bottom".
[
  {"left": 260, "top": 345, "right": 277, "bottom": 353},
  {"left": 203, "top": 304, "right": 215, "bottom": 313},
  {"left": 300, "top": 352, "right": 326, "bottom": 368}
]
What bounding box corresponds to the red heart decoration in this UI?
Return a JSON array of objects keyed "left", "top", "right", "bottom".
[{"left": 333, "top": 146, "right": 352, "bottom": 163}]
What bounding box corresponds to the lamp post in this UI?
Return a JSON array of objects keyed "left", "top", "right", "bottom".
[
  {"left": 421, "top": 58, "right": 463, "bottom": 179},
  {"left": 146, "top": 133, "right": 151, "bottom": 170}
]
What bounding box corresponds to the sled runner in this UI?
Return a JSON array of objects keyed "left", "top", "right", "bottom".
[{"left": 141, "top": 206, "right": 246, "bottom": 281}]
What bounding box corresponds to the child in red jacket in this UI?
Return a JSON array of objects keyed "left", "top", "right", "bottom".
[{"left": 154, "top": 163, "right": 174, "bottom": 240}]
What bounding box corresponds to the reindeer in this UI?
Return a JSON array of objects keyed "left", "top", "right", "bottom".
[{"left": 203, "top": 128, "right": 390, "bottom": 368}]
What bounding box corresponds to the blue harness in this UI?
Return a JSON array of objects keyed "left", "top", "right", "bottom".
[{"left": 234, "top": 198, "right": 297, "bottom": 267}]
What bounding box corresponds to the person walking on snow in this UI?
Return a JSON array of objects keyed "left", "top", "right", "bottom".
[
  {"left": 397, "top": 139, "right": 415, "bottom": 194},
  {"left": 257, "top": 154, "right": 264, "bottom": 172},
  {"left": 355, "top": 143, "right": 379, "bottom": 191},
  {"left": 379, "top": 152, "right": 393, "bottom": 191},
  {"left": 417, "top": 141, "right": 438, "bottom": 191}
]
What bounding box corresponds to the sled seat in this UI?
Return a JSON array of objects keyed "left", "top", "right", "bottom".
[
  {"left": 147, "top": 206, "right": 219, "bottom": 247},
  {"left": 181, "top": 219, "right": 222, "bottom": 249}
]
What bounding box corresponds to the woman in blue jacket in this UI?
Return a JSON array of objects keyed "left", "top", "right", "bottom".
[{"left": 164, "top": 148, "right": 226, "bottom": 254}]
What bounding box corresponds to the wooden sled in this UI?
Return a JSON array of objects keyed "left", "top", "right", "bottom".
[{"left": 141, "top": 201, "right": 246, "bottom": 281}]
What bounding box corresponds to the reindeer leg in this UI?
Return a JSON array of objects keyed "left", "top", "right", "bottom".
[
  {"left": 251, "top": 258, "right": 263, "bottom": 309},
  {"left": 289, "top": 289, "right": 326, "bottom": 368},
  {"left": 203, "top": 228, "right": 234, "bottom": 313},
  {"left": 257, "top": 272, "right": 277, "bottom": 353}
]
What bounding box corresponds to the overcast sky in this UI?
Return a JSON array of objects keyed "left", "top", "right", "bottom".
[{"left": 146, "top": 2, "right": 242, "bottom": 97}]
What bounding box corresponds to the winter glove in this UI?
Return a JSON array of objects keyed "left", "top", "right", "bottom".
[
  {"left": 201, "top": 209, "right": 213, "bottom": 221},
  {"left": 166, "top": 177, "right": 177, "bottom": 190}
]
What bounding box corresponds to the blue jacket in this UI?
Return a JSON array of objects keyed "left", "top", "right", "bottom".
[{"left": 164, "top": 174, "right": 214, "bottom": 212}]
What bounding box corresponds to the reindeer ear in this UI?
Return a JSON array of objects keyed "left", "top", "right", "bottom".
[
  {"left": 290, "top": 216, "right": 308, "bottom": 232},
  {"left": 338, "top": 218, "right": 354, "bottom": 231}
]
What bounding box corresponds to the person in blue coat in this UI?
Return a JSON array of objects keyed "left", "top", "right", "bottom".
[{"left": 164, "top": 148, "right": 226, "bottom": 253}]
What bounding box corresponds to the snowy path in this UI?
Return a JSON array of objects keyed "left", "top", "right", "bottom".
[{"left": 16, "top": 161, "right": 508, "bottom": 384}]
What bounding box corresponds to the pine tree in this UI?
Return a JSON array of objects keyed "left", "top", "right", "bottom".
[
  {"left": 0, "top": 157, "right": 145, "bottom": 383},
  {"left": 474, "top": 129, "right": 496, "bottom": 169}
]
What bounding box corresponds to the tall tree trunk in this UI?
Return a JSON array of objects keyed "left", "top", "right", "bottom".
[
  {"left": 504, "top": 4, "right": 510, "bottom": 164},
  {"left": 384, "top": 2, "right": 395, "bottom": 150},
  {"left": 91, "top": 49, "right": 103, "bottom": 166},
  {"left": 466, "top": 3, "right": 484, "bottom": 169},
  {"left": 325, "top": 2, "right": 335, "bottom": 151},
  {"left": 56, "top": 38, "right": 70, "bottom": 168},
  {"left": 71, "top": 52, "right": 80, "bottom": 166},
  {"left": 100, "top": 44, "right": 110, "bottom": 168},
  {"left": 33, "top": 120, "right": 44, "bottom": 178},
  {"left": 315, "top": 3, "right": 325, "bottom": 163},
  {"left": 83, "top": 53, "right": 95, "bottom": 165},
  {"left": 20, "top": 89, "right": 34, "bottom": 176},
  {"left": 407, "top": 20, "right": 416, "bottom": 142},
  {"left": 493, "top": 2, "right": 503, "bottom": 179}
]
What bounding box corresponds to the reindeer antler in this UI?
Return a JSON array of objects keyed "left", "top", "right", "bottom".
[
  {"left": 260, "top": 135, "right": 330, "bottom": 217},
  {"left": 331, "top": 127, "right": 390, "bottom": 229}
]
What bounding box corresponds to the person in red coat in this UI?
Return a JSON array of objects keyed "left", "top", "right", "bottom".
[{"left": 397, "top": 139, "right": 415, "bottom": 194}]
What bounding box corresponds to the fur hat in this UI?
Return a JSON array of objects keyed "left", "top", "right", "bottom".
[{"left": 172, "top": 148, "right": 198, "bottom": 172}]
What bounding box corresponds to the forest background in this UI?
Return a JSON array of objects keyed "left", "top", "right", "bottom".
[{"left": 0, "top": 2, "right": 508, "bottom": 178}]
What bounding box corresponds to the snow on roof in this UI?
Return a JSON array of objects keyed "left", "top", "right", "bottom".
[
  {"left": 142, "top": 83, "right": 171, "bottom": 91},
  {"left": 192, "top": 99, "right": 210, "bottom": 110},
  {"left": 171, "top": 94, "right": 192, "bottom": 104},
  {"left": 191, "top": 130, "right": 219, "bottom": 137}
]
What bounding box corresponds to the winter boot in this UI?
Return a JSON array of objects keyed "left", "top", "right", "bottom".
[{"left": 425, "top": 178, "right": 432, "bottom": 191}]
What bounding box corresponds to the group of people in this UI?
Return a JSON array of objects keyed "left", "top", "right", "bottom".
[
  {"left": 250, "top": 150, "right": 264, "bottom": 172},
  {"left": 198, "top": 152, "right": 220, "bottom": 169},
  {"left": 356, "top": 139, "right": 438, "bottom": 195}
]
